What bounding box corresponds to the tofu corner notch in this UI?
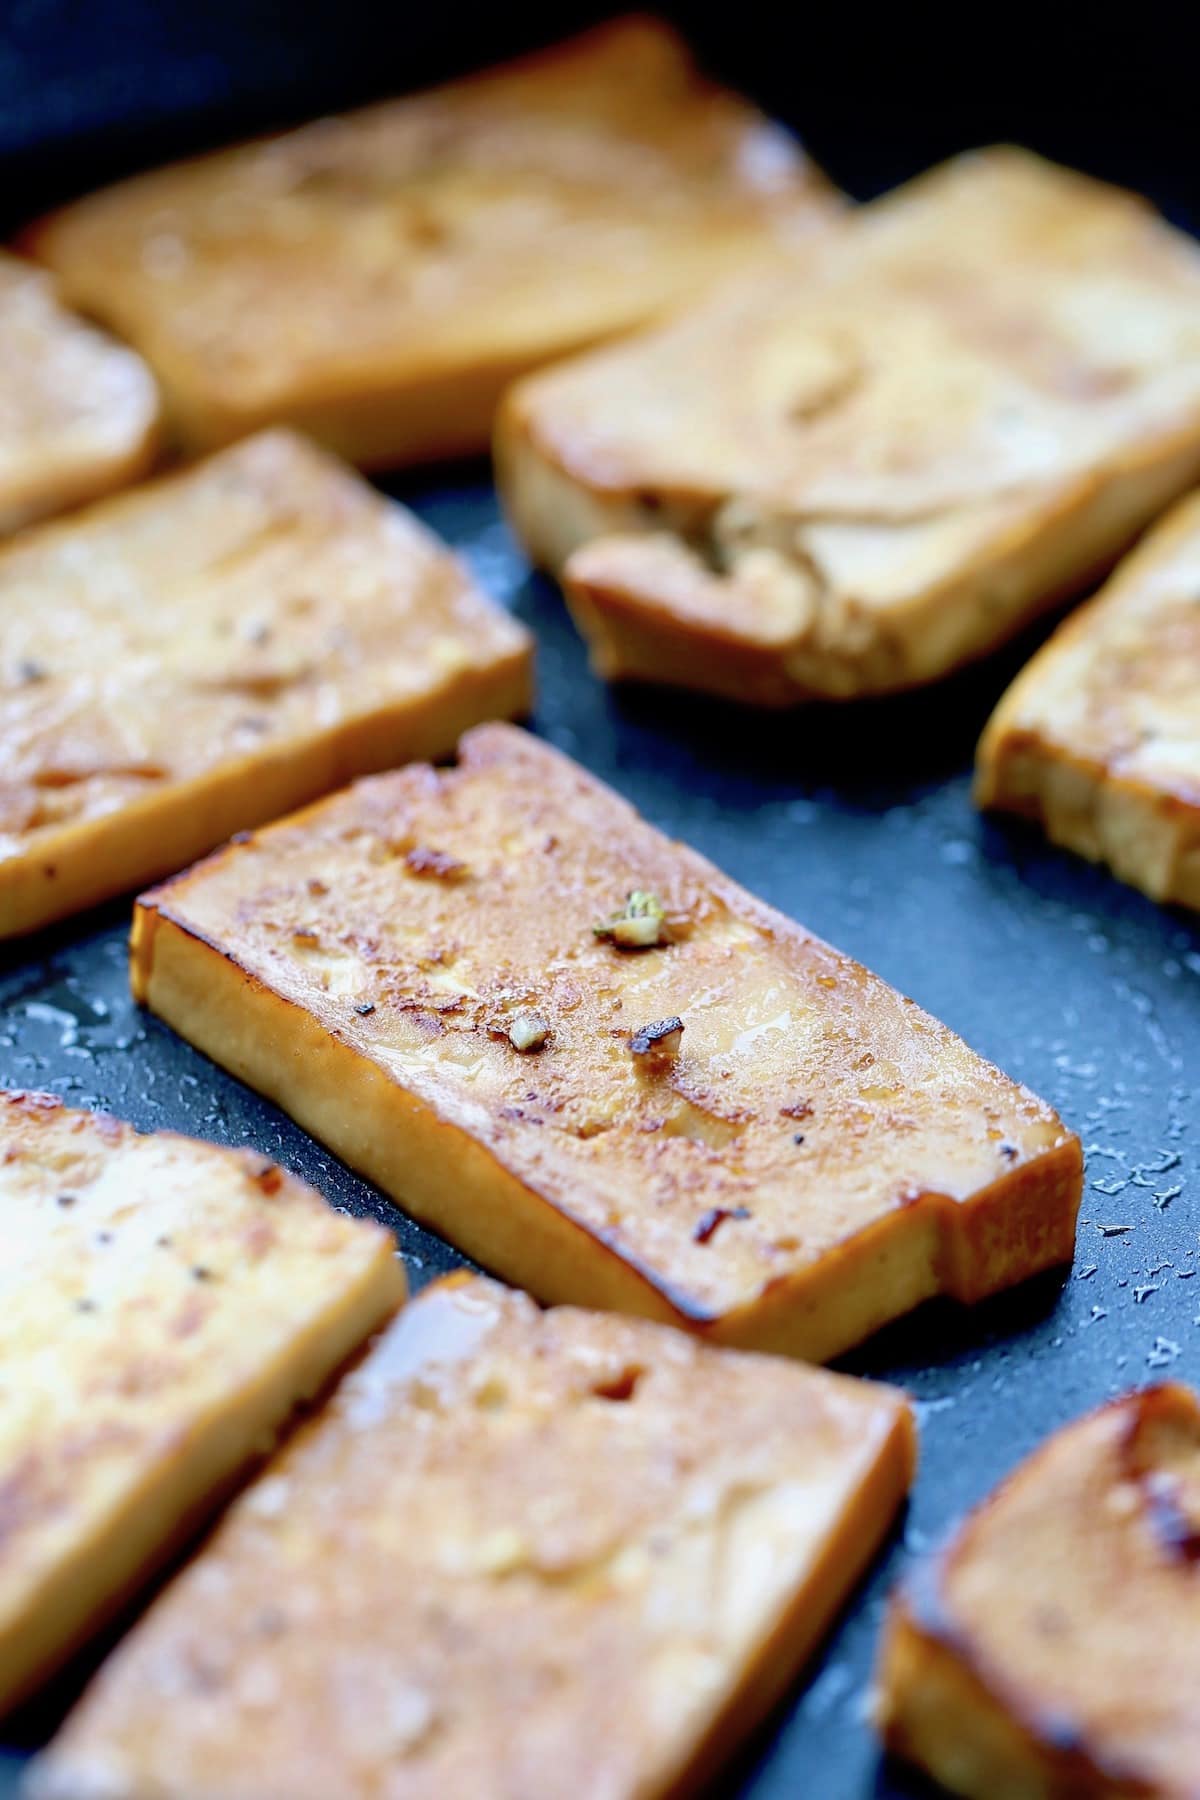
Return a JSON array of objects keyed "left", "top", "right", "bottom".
[
  {"left": 497, "top": 146, "right": 1200, "bottom": 704},
  {"left": 977, "top": 485, "right": 1200, "bottom": 912},
  {"left": 877, "top": 1383, "right": 1200, "bottom": 1799},
  {"left": 131, "top": 723, "right": 1083, "bottom": 1364},
  {"left": 21, "top": 18, "right": 838, "bottom": 468},
  {"left": 0, "top": 251, "right": 159, "bottom": 537},
  {"left": 30, "top": 1275, "right": 915, "bottom": 1800},
  {"left": 0, "top": 427, "right": 533, "bottom": 939},
  {"left": 0, "top": 1087, "right": 404, "bottom": 1717}
]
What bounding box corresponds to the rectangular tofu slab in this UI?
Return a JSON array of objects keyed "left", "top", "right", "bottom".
[
  {"left": 0, "top": 428, "right": 532, "bottom": 938},
  {"left": 29, "top": 1274, "right": 915, "bottom": 1800},
  {"left": 21, "top": 19, "right": 837, "bottom": 468},
  {"left": 498, "top": 147, "right": 1200, "bottom": 704},
  {"left": 976, "top": 487, "right": 1200, "bottom": 910},
  {"left": 877, "top": 1384, "right": 1200, "bottom": 1799},
  {"left": 131, "top": 723, "right": 1082, "bottom": 1363},
  {"left": 0, "top": 252, "right": 159, "bottom": 535},
  {"left": 0, "top": 1088, "right": 403, "bottom": 1715}
]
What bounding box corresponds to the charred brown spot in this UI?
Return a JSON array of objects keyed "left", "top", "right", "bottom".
[
  {"left": 405, "top": 845, "right": 467, "bottom": 880},
  {"left": 780, "top": 1099, "right": 814, "bottom": 1121},
  {"left": 251, "top": 1158, "right": 284, "bottom": 1196},
  {"left": 693, "top": 1204, "right": 751, "bottom": 1244},
  {"left": 590, "top": 1365, "right": 644, "bottom": 1402}
]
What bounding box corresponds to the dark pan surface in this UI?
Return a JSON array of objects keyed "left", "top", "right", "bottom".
[{"left": 1, "top": 6, "right": 1198, "bottom": 1794}]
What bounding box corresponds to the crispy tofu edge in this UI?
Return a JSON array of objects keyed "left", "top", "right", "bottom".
[
  {"left": 975, "top": 504, "right": 1200, "bottom": 912},
  {"left": 128, "top": 729, "right": 1082, "bottom": 1364},
  {"left": 875, "top": 1385, "right": 1200, "bottom": 1800},
  {"left": 0, "top": 1097, "right": 406, "bottom": 1715}
]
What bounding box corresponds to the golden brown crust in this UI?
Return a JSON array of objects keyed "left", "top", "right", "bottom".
[
  {"left": 131, "top": 722, "right": 1082, "bottom": 1362},
  {"left": 0, "top": 1088, "right": 404, "bottom": 1717},
  {"left": 29, "top": 1274, "right": 915, "bottom": 1800},
  {"left": 976, "top": 487, "right": 1200, "bottom": 910},
  {"left": 21, "top": 19, "right": 837, "bottom": 466},
  {"left": 877, "top": 1384, "right": 1200, "bottom": 1800},
  {"left": 497, "top": 147, "right": 1200, "bottom": 703},
  {"left": 0, "top": 428, "right": 532, "bottom": 938},
  {"left": 0, "top": 253, "right": 160, "bottom": 535}
]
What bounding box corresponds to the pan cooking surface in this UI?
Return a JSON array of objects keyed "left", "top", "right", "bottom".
[{"left": 1, "top": 472, "right": 1196, "bottom": 1796}]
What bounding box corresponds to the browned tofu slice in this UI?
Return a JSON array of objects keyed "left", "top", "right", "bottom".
[
  {"left": 877, "top": 1383, "right": 1200, "bottom": 1799},
  {"left": 0, "top": 253, "right": 159, "bottom": 535},
  {"left": 976, "top": 487, "right": 1200, "bottom": 911},
  {"left": 0, "top": 1088, "right": 404, "bottom": 1716},
  {"left": 21, "top": 19, "right": 837, "bottom": 468},
  {"left": 130, "top": 723, "right": 1082, "bottom": 1364},
  {"left": 0, "top": 428, "right": 532, "bottom": 938},
  {"left": 498, "top": 147, "right": 1200, "bottom": 705},
  {"left": 29, "top": 1274, "right": 915, "bottom": 1800}
]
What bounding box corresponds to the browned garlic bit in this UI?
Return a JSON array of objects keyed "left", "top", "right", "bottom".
[
  {"left": 594, "top": 889, "right": 669, "bottom": 949},
  {"left": 507, "top": 1012, "right": 550, "bottom": 1054},
  {"left": 629, "top": 1016, "right": 684, "bottom": 1061}
]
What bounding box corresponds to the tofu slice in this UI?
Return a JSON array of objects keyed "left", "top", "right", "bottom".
[
  {"left": 498, "top": 147, "right": 1200, "bottom": 704},
  {"left": 0, "top": 428, "right": 532, "bottom": 938},
  {"left": 976, "top": 487, "right": 1200, "bottom": 911},
  {"left": 29, "top": 1274, "right": 915, "bottom": 1800},
  {"left": 877, "top": 1383, "right": 1200, "bottom": 1799},
  {"left": 130, "top": 723, "right": 1082, "bottom": 1364},
  {"left": 0, "top": 252, "right": 159, "bottom": 535},
  {"left": 0, "top": 1088, "right": 404, "bottom": 1716},
  {"left": 21, "top": 19, "right": 837, "bottom": 468}
]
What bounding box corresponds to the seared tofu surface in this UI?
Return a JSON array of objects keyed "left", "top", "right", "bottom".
[
  {"left": 30, "top": 1275, "right": 915, "bottom": 1800},
  {"left": 0, "top": 1088, "right": 404, "bottom": 1715},
  {"left": 22, "top": 18, "right": 837, "bottom": 467},
  {"left": 131, "top": 723, "right": 1082, "bottom": 1362},
  {"left": 977, "top": 486, "right": 1200, "bottom": 910},
  {"left": 499, "top": 148, "right": 1200, "bottom": 703},
  {"left": 878, "top": 1383, "right": 1200, "bottom": 1799},
  {"left": 0, "top": 252, "right": 159, "bottom": 536},
  {"left": 0, "top": 428, "right": 532, "bottom": 937}
]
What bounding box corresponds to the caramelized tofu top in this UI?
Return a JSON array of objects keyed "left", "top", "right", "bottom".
[
  {"left": 895, "top": 1384, "right": 1200, "bottom": 1796},
  {"left": 0, "top": 1088, "right": 401, "bottom": 1641},
  {"left": 23, "top": 19, "right": 835, "bottom": 455},
  {"left": 519, "top": 149, "right": 1200, "bottom": 521},
  {"left": 0, "top": 429, "right": 529, "bottom": 863},
  {"left": 980, "top": 485, "right": 1200, "bottom": 810},
  {"left": 30, "top": 1275, "right": 914, "bottom": 1800},
  {"left": 139, "top": 723, "right": 1075, "bottom": 1325},
  {"left": 0, "top": 254, "right": 159, "bottom": 534}
]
